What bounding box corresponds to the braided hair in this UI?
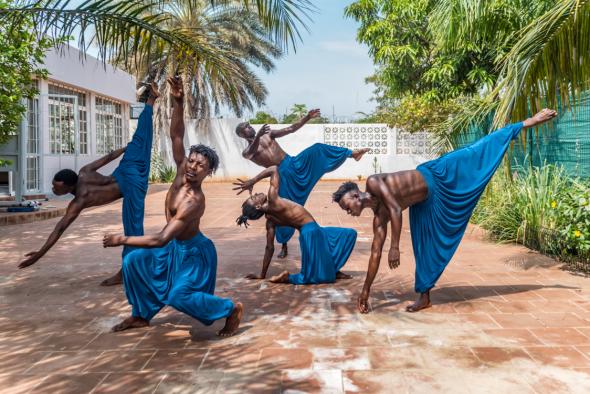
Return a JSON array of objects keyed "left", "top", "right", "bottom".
[{"left": 236, "top": 199, "right": 265, "bottom": 228}]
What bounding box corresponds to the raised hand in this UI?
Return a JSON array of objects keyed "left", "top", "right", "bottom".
[
  {"left": 307, "top": 109, "right": 320, "bottom": 119},
  {"left": 103, "top": 234, "right": 124, "bottom": 248},
  {"left": 388, "top": 247, "right": 400, "bottom": 269},
  {"left": 256, "top": 124, "right": 270, "bottom": 138},
  {"left": 167, "top": 76, "right": 184, "bottom": 100},
  {"left": 232, "top": 178, "right": 254, "bottom": 195},
  {"left": 523, "top": 108, "right": 557, "bottom": 128},
  {"left": 18, "top": 251, "right": 39, "bottom": 269}
]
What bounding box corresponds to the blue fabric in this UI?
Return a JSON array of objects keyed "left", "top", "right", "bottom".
[
  {"left": 288, "top": 222, "right": 357, "bottom": 285},
  {"left": 122, "top": 232, "right": 234, "bottom": 324},
  {"left": 112, "top": 105, "right": 153, "bottom": 257},
  {"left": 409, "top": 122, "right": 524, "bottom": 293},
  {"left": 276, "top": 143, "right": 353, "bottom": 244}
]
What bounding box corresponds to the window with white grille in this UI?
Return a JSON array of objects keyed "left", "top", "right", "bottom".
[
  {"left": 48, "top": 84, "right": 88, "bottom": 154},
  {"left": 95, "top": 97, "right": 123, "bottom": 154}
]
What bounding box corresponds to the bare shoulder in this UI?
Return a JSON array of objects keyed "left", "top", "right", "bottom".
[{"left": 366, "top": 175, "right": 383, "bottom": 194}]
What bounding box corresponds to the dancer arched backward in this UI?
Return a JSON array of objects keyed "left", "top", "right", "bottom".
[
  {"left": 235, "top": 113, "right": 369, "bottom": 259},
  {"left": 332, "top": 109, "right": 558, "bottom": 313},
  {"left": 234, "top": 166, "right": 357, "bottom": 284},
  {"left": 18, "top": 83, "right": 161, "bottom": 286},
  {"left": 103, "top": 77, "right": 242, "bottom": 336}
]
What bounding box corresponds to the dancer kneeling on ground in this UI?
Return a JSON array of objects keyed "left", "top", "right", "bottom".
[
  {"left": 235, "top": 111, "right": 368, "bottom": 259},
  {"left": 234, "top": 166, "right": 357, "bottom": 285},
  {"left": 103, "top": 77, "right": 242, "bottom": 336},
  {"left": 332, "top": 109, "right": 557, "bottom": 314}
]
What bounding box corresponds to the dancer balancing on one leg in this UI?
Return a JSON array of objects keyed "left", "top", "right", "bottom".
[
  {"left": 103, "top": 77, "right": 242, "bottom": 336},
  {"left": 233, "top": 166, "right": 357, "bottom": 284},
  {"left": 235, "top": 111, "right": 368, "bottom": 260},
  {"left": 332, "top": 109, "right": 557, "bottom": 314},
  {"left": 18, "top": 83, "right": 161, "bottom": 286}
]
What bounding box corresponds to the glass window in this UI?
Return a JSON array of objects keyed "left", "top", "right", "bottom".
[
  {"left": 95, "top": 96, "right": 124, "bottom": 154},
  {"left": 26, "top": 92, "right": 40, "bottom": 192},
  {"left": 48, "top": 84, "right": 88, "bottom": 154}
]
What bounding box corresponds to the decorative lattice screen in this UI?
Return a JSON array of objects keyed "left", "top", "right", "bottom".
[{"left": 323, "top": 125, "right": 390, "bottom": 155}]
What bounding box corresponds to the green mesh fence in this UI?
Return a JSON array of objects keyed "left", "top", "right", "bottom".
[{"left": 455, "top": 93, "right": 590, "bottom": 177}]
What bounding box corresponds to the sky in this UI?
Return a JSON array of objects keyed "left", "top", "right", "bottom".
[{"left": 240, "top": 0, "right": 377, "bottom": 121}]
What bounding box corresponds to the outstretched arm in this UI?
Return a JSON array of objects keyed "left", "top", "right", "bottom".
[
  {"left": 103, "top": 200, "right": 198, "bottom": 249},
  {"left": 18, "top": 199, "right": 84, "bottom": 268},
  {"left": 522, "top": 108, "right": 557, "bottom": 129},
  {"left": 80, "top": 147, "right": 125, "bottom": 173},
  {"left": 367, "top": 177, "right": 402, "bottom": 269},
  {"left": 168, "top": 77, "right": 186, "bottom": 167},
  {"left": 358, "top": 212, "right": 389, "bottom": 313},
  {"left": 242, "top": 125, "right": 270, "bottom": 160},
  {"left": 271, "top": 109, "right": 320, "bottom": 139},
  {"left": 233, "top": 165, "right": 280, "bottom": 200},
  {"left": 246, "top": 220, "right": 276, "bottom": 279}
]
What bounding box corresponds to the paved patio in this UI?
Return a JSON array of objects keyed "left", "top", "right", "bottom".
[{"left": 1, "top": 181, "right": 590, "bottom": 393}]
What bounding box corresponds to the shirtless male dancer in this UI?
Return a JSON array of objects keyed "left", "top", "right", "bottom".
[
  {"left": 103, "top": 77, "right": 242, "bottom": 335},
  {"left": 19, "top": 83, "right": 160, "bottom": 286},
  {"left": 236, "top": 112, "right": 368, "bottom": 259},
  {"left": 332, "top": 109, "right": 557, "bottom": 313},
  {"left": 234, "top": 166, "right": 357, "bottom": 285}
]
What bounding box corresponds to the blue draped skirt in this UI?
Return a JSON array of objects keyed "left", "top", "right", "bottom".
[
  {"left": 122, "top": 232, "right": 234, "bottom": 325},
  {"left": 276, "top": 143, "right": 353, "bottom": 244},
  {"left": 112, "top": 104, "right": 154, "bottom": 258},
  {"left": 288, "top": 222, "right": 357, "bottom": 285},
  {"left": 409, "top": 122, "right": 524, "bottom": 293}
]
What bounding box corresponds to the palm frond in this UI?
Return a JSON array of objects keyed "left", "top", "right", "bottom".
[
  {"left": 212, "top": 0, "right": 315, "bottom": 51},
  {"left": 0, "top": 0, "right": 222, "bottom": 69},
  {"left": 434, "top": 0, "right": 590, "bottom": 153}
]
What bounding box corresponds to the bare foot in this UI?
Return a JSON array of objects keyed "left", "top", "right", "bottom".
[
  {"left": 112, "top": 316, "right": 149, "bottom": 332},
  {"left": 336, "top": 271, "right": 353, "bottom": 279},
  {"left": 352, "top": 148, "right": 370, "bottom": 161},
  {"left": 218, "top": 302, "right": 243, "bottom": 337},
  {"left": 269, "top": 270, "right": 290, "bottom": 283},
  {"left": 277, "top": 243, "right": 288, "bottom": 259},
  {"left": 406, "top": 291, "right": 431, "bottom": 313},
  {"left": 100, "top": 270, "right": 123, "bottom": 286}
]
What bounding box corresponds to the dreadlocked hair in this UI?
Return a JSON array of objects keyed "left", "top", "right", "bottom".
[{"left": 236, "top": 199, "right": 265, "bottom": 228}]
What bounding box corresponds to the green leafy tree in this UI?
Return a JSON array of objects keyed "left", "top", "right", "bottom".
[
  {"left": 435, "top": 0, "right": 590, "bottom": 152},
  {"left": 249, "top": 111, "right": 278, "bottom": 124},
  {"left": 345, "top": 0, "right": 554, "bottom": 134},
  {"left": 0, "top": 0, "right": 52, "bottom": 142}
]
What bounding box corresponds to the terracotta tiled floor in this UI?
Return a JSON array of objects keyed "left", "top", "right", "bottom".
[{"left": 2, "top": 181, "right": 590, "bottom": 393}]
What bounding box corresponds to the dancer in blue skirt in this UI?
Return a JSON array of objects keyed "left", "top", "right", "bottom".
[
  {"left": 235, "top": 109, "right": 368, "bottom": 260},
  {"left": 234, "top": 166, "right": 357, "bottom": 285},
  {"left": 332, "top": 109, "right": 557, "bottom": 313},
  {"left": 19, "top": 83, "right": 160, "bottom": 287},
  {"left": 103, "top": 78, "right": 242, "bottom": 335}
]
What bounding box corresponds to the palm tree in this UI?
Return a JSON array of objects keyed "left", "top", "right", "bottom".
[
  {"left": 0, "top": 0, "right": 314, "bottom": 64},
  {"left": 429, "top": 0, "right": 590, "bottom": 152}
]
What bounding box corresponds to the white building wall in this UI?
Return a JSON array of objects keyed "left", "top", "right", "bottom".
[
  {"left": 34, "top": 47, "right": 135, "bottom": 194},
  {"left": 145, "top": 119, "right": 432, "bottom": 181}
]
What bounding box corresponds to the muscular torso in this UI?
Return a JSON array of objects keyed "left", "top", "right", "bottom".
[
  {"left": 246, "top": 134, "right": 287, "bottom": 168},
  {"left": 164, "top": 167, "right": 204, "bottom": 240},
  {"left": 73, "top": 172, "right": 121, "bottom": 209},
  {"left": 368, "top": 170, "right": 429, "bottom": 219},
  {"left": 265, "top": 197, "right": 314, "bottom": 229}
]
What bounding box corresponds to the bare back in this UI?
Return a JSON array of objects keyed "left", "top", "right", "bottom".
[
  {"left": 367, "top": 171, "right": 429, "bottom": 216},
  {"left": 73, "top": 171, "right": 122, "bottom": 209},
  {"left": 245, "top": 134, "right": 287, "bottom": 168},
  {"left": 264, "top": 195, "right": 314, "bottom": 230}
]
